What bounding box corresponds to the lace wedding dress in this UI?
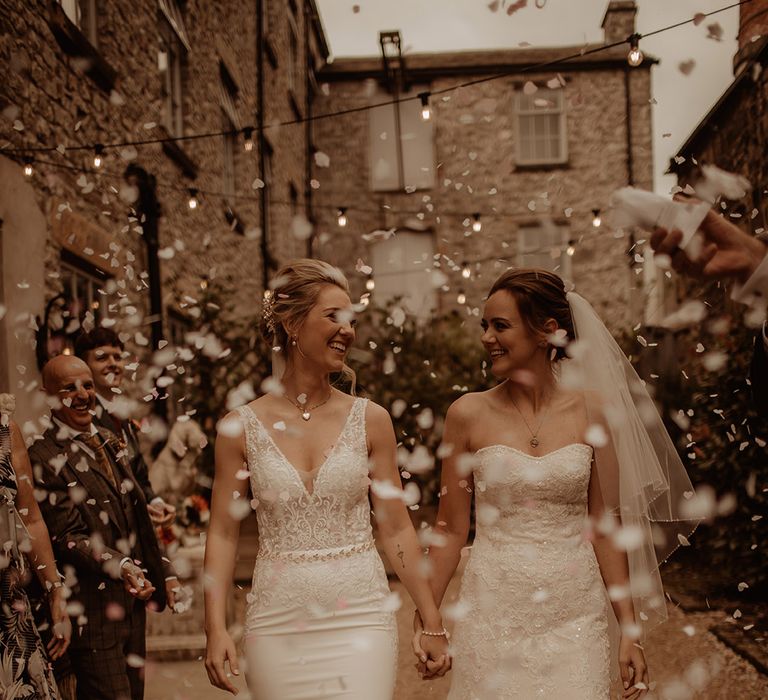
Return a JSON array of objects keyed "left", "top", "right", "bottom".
[
  {"left": 236, "top": 398, "right": 397, "bottom": 699},
  {"left": 448, "top": 443, "right": 610, "bottom": 699}
]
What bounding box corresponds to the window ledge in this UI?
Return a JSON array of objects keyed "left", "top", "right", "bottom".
[
  {"left": 46, "top": 1, "right": 117, "bottom": 93},
  {"left": 159, "top": 126, "right": 199, "bottom": 179},
  {"left": 513, "top": 161, "right": 571, "bottom": 172}
]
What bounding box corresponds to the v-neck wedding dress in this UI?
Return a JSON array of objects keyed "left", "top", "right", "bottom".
[{"left": 236, "top": 397, "right": 397, "bottom": 699}]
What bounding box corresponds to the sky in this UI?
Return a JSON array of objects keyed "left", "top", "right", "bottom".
[{"left": 316, "top": 0, "right": 741, "bottom": 193}]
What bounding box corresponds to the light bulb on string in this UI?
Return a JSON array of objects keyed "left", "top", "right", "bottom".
[
  {"left": 23, "top": 158, "right": 33, "bottom": 178},
  {"left": 365, "top": 275, "right": 375, "bottom": 291},
  {"left": 566, "top": 239, "right": 576, "bottom": 257},
  {"left": 337, "top": 208, "right": 347, "bottom": 227},
  {"left": 419, "top": 92, "right": 431, "bottom": 121},
  {"left": 243, "top": 127, "right": 254, "bottom": 152},
  {"left": 591, "top": 209, "right": 602, "bottom": 228},
  {"left": 472, "top": 213, "right": 482, "bottom": 233},
  {"left": 457, "top": 290, "right": 467, "bottom": 305},
  {"left": 93, "top": 144, "right": 104, "bottom": 169},
  {"left": 627, "top": 34, "right": 643, "bottom": 67},
  {"left": 461, "top": 261, "right": 471, "bottom": 279},
  {"left": 188, "top": 188, "right": 199, "bottom": 210}
]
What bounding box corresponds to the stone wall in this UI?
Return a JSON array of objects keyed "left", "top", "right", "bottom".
[
  {"left": 312, "top": 61, "right": 655, "bottom": 332},
  {"left": 0, "top": 0, "right": 321, "bottom": 421}
]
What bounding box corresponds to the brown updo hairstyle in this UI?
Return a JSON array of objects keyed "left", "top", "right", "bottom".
[
  {"left": 487, "top": 268, "right": 575, "bottom": 361},
  {"left": 261, "top": 258, "right": 356, "bottom": 388}
]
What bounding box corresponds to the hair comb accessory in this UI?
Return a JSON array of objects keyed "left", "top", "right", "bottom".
[{"left": 262, "top": 290, "right": 277, "bottom": 335}]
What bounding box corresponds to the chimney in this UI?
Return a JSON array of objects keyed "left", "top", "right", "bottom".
[
  {"left": 601, "top": 1, "right": 637, "bottom": 44},
  {"left": 734, "top": 0, "right": 768, "bottom": 74}
]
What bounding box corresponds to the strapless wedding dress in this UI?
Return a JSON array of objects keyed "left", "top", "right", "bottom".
[
  {"left": 236, "top": 398, "right": 397, "bottom": 699},
  {"left": 448, "top": 443, "right": 610, "bottom": 699}
]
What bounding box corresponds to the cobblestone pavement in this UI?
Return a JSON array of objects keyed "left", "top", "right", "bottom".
[{"left": 146, "top": 566, "right": 768, "bottom": 700}]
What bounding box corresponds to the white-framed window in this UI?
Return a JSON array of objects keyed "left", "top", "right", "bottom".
[
  {"left": 57, "top": 0, "right": 97, "bottom": 45},
  {"left": 158, "top": 0, "right": 190, "bottom": 137},
  {"left": 516, "top": 221, "right": 572, "bottom": 277},
  {"left": 515, "top": 88, "right": 567, "bottom": 166},
  {"left": 369, "top": 88, "right": 436, "bottom": 192},
  {"left": 369, "top": 230, "right": 436, "bottom": 318}
]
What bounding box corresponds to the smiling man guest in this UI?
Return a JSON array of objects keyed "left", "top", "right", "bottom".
[
  {"left": 29, "top": 355, "right": 179, "bottom": 700},
  {"left": 74, "top": 329, "right": 175, "bottom": 527}
]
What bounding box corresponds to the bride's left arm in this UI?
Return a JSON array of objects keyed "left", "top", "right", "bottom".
[
  {"left": 366, "top": 401, "right": 451, "bottom": 673},
  {"left": 588, "top": 409, "right": 649, "bottom": 700}
]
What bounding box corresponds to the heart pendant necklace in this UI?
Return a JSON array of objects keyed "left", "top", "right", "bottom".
[{"left": 285, "top": 390, "right": 332, "bottom": 421}]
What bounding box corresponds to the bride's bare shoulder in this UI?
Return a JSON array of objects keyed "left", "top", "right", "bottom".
[{"left": 447, "top": 390, "right": 495, "bottom": 421}]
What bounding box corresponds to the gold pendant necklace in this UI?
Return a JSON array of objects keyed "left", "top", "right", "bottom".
[
  {"left": 508, "top": 389, "right": 553, "bottom": 448},
  {"left": 284, "top": 391, "right": 332, "bottom": 421}
]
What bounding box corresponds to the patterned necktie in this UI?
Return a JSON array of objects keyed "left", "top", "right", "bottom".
[{"left": 77, "top": 433, "right": 118, "bottom": 489}]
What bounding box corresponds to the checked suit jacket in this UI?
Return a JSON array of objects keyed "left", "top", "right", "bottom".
[
  {"left": 92, "top": 403, "right": 158, "bottom": 505},
  {"left": 28, "top": 423, "right": 170, "bottom": 650}
]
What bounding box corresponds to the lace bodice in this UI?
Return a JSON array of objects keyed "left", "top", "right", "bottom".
[
  {"left": 237, "top": 398, "right": 375, "bottom": 557},
  {"left": 449, "top": 443, "right": 611, "bottom": 699},
  {"left": 473, "top": 443, "right": 594, "bottom": 547}
]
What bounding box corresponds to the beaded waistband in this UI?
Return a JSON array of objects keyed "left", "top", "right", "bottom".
[{"left": 256, "top": 539, "right": 375, "bottom": 562}]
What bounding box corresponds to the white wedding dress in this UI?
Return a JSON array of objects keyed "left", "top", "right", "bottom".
[
  {"left": 236, "top": 398, "right": 397, "bottom": 699},
  {"left": 448, "top": 443, "right": 610, "bottom": 699}
]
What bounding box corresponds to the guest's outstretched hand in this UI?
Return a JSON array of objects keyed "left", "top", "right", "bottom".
[
  {"left": 121, "top": 561, "right": 156, "bottom": 600},
  {"left": 148, "top": 499, "right": 176, "bottom": 527},
  {"left": 650, "top": 205, "right": 767, "bottom": 283}
]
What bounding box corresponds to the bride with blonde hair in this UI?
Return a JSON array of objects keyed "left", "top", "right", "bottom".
[{"left": 204, "top": 259, "right": 450, "bottom": 698}]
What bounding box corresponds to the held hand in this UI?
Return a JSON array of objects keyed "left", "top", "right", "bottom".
[
  {"left": 650, "top": 208, "right": 767, "bottom": 284},
  {"left": 47, "top": 590, "right": 72, "bottom": 660},
  {"left": 148, "top": 500, "right": 176, "bottom": 527},
  {"left": 411, "top": 613, "right": 452, "bottom": 680},
  {"left": 204, "top": 629, "right": 241, "bottom": 695},
  {"left": 619, "top": 635, "right": 649, "bottom": 700},
  {"left": 121, "top": 561, "right": 156, "bottom": 600},
  {"left": 419, "top": 632, "right": 452, "bottom": 678}
]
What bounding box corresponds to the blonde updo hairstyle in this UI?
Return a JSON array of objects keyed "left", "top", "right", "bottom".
[{"left": 261, "top": 259, "right": 356, "bottom": 390}]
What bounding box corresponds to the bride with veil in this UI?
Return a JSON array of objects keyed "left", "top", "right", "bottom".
[{"left": 420, "top": 268, "right": 699, "bottom": 699}]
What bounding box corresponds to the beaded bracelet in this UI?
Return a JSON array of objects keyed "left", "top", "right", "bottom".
[{"left": 420, "top": 628, "right": 449, "bottom": 637}]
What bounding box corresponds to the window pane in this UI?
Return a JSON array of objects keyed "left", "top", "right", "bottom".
[
  {"left": 517, "top": 89, "right": 565, "bottom": 164},
  {"left": 369, "top": 104, "right": 399, "bottom": 191},
  {"left": 370, "top": 232, "right": 436, "bottom": 318},
  {"left": 399, "top": 98, "right": 436, "bottom": 190}
]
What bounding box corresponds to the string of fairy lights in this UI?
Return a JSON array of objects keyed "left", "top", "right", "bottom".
[{"left": 1, "top": 0, "right": 748, "bottom": 305}]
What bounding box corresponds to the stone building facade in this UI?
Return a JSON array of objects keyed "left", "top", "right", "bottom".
[
  {"left": 0, "top": 0, "right": 658, "bottom": 424},
  {"left": 0, "top": 0, "right": 326, "bottom": 423},
  {"left": 311, "top": 1, "right": 655, "bottom": 331},
  {"left": 665, "top": 0, "right": 768, "bottom": 317}
]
